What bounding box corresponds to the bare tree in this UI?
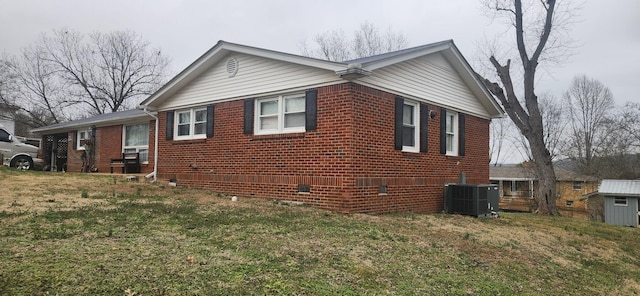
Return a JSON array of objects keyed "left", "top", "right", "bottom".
[
  {"left": 490, "top": 117, "right": 509, "bottom": 165},
  {"left": 479, "top": 0, "right": 572, "bottom": 215},
  {"left": 39, "top": 29, "right": 170, "bottom": 115},
  {"left": 300, "top": 22, "right": 408, "bottom": 61},
  {"left": 620, "top": 102, "right": 640, "bottom": 150},
  {"left": 306, "top": 29, "right": 353, "bottom": 62},
  {"left": 4, "top": 46, "right": 71, "bottom": 126},
  {"left": 563, "top": 75, "right": 614, "bottom": 175},
  {"left": 539, "top": 94, "right": 565, "bottom": 160}
]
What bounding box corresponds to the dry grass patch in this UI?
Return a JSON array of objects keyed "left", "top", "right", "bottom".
[{"left": 1, "top": 167, "right": 639, "bottom": 295}]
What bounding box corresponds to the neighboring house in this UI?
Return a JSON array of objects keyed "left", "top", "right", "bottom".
[
  {"left": 490, "top": 165, "right": 599, "bottom": 218},
  {"left": 33, "top": 40, "right": 503, "bottom": 214},
  {"left": 588, "top": 179, "right": 640, "bottom": 227},
  {"left": 31, "top": 109, "right": 154, "bottom": 173}
]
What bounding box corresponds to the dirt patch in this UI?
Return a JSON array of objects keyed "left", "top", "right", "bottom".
[{"left": 0, "top": 172, "right": 136, "bottom": 214}]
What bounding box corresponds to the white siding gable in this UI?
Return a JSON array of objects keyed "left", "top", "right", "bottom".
[
  {"left": 358, "top": 53, "right": 490, "bottom": 118},
  {"left": 158, "top": 53, "right": 341, "bottom": 110}
]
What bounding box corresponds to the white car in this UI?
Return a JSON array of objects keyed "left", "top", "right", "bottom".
[{"left": 0, "top": 126, "right": 44, "bottom": 170}]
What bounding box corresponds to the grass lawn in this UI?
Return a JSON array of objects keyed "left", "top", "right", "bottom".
[{"left": 1, "top": 167, "right": 639, "bottom": 295}]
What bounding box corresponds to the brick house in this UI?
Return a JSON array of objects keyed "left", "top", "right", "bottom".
[
  {"left": 32, "top": 109, "right": 155, "bottom": 174},
  {"left": 490, "top": 165, "right": 599, "bottom": 218},
  {"left": 32, "top": 40, "right": 502, "bottom": 213},
  {"left": 136, "top": 40, "right": 503, "bottom": 213}
]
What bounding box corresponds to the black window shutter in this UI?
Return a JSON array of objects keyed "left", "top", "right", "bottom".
[
  {"left": 166, "top": 111, "right": 174, "bottom": 141},
  {"left": 394, "top": 97, "right": 404, "bottom": 150},
  {"left": 420, "top": 104, "right": 428, "bottom": 153},
  {"left": 206, "top": 105, "right": 215, "bottom": 138},
  {"left": 244, "top": 98, "right": 254, "bottom": 135},
  {"left": 440, "top": 108, "right": 447, "bottom": 154},
  {"left": 459, "top": 113, "right": 466, "bottom": 156},
  {"left": 305, "top": 89, "right": 318, "bottom": 131},
  {"left": 72, "top": 130, "right": 78, "bottom": 150}
]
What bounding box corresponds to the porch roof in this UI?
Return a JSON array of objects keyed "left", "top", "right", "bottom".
[
  {"left": 31, "top": 109, "right": 152, "bottom": 134},
  {"left": 489, "top": 166, "right": 598, "bottom": 182}
]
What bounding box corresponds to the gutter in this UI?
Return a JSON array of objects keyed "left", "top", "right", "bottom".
[
  {"left": 141, "top": 106, "right": 159, "bottom": 182},
  {"left": 335, "top": 63, "right": 371, "bottom": 80}
]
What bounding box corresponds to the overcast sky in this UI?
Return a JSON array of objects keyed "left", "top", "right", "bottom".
[
  {"left": 1, "top": 0, "right": 639, "bottom": 161},
  {"left": 1, "top": 0, "right": 638, "bottom": 104}
]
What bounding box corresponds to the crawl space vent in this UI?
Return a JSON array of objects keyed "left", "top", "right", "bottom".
[{"left": 226, "top": 57, "right": 238, "bottom": 77}]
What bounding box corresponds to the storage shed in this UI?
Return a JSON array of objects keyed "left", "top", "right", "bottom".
[{"left": 600, "top": 179, "right": 640, "bottom": 228}]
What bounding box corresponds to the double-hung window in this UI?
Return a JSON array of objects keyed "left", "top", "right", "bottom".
[
  {"left": 255, "top": 94, "right": 305, "bottom": 135},
  {"left": 77, "top": 129, "right": 90, "bottom": 150},
  {"left": 445, "top": 111, "right": 459, "bottom": 155},
  {"left": 123, "top": 123, "right": 149, "bottom": 162},
  {"left": 402, "top": 101, "right": 419, "bottom": 152},
  {"left": 175, "top": 108, "right": 207, "bottom": 140}
]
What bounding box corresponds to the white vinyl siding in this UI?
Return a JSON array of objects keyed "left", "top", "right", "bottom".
[
  {"left": 159, "top": 54, "right": 341, "bottom": 110},
  {"left": 358, "top": 53, "right": 489, "bottom": 118}
]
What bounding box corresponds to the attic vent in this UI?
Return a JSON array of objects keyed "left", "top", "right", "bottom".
[{"left": 226, "top": 57, "right": 239, "bottom": 77}]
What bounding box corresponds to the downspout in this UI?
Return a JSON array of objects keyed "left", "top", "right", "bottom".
[{"left": 142, "top": 106, "right": 159, "bottom": 182}]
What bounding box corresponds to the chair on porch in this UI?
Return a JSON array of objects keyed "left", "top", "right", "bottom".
[{"left": 110, "top": 152, "right": 140, "bottom": 174}]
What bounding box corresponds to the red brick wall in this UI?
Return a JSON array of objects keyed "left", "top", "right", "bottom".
[
  {"left": 65, "top": 121, "right": 155, "bottom": 174},
  {"left": 156, "top": 83, "right": 490, "bottom": 213}
]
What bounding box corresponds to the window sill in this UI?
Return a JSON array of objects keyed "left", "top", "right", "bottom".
[
  {"left": 250, "top": 132, "right": 306, "bottom": 141},
  {"left": 171, "top": 138, "right": 207, "bottom": 145}
]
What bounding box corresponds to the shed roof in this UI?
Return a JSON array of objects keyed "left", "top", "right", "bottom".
[{"left": 599, "top": 179, "right": 640, "bottom": 197}]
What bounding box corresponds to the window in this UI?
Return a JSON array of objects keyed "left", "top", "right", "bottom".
[
  {"left": 572, "top": 182, "right": 582, "bottom": 190},
  {"left": 510, "top": 180, "right": 517, "bottom": 193},
  {"left": 566, "top": 200, "right": 574, "bottom": 207},
  {"left": 402, "top": 101, "right": 419, "bottom": 152},
  {"left": 77, "top": 129, "right": 90, "bottom": 150},
  {"left": 175, "top": 108, "right": 207, "bottom": 140},
  {"left": 0, "top": 129, "right": 10, "bottom": 142},
  {"left": 123, "top": 123, "right": 149, "bottom": 163},
  {"left": 445, "top": 111, "right": 458, "bottom": 155},
  {"left": 614, "top": 197, "right": 628, "bottom": 206},
  {"left": 255, "top": 94, "right": 305, "bottom": 134}
]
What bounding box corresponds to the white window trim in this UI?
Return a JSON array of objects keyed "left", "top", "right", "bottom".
[
  {"left": 77, "top": 129, "right": 90, "bottom": 150},
  {"left": 174, "top": 108, "right": 207, "bottom": 140},
  {"left": 446, "top": 111, "right": 459, "bottom": 156},
  {"left": 402, "top": 100, "right": 420, "bottom": 153},
  {"left": 613, "top": 197, "right": 628, "bottom": 206},
  {"left": 254, "top": 94, "right": 306, "bottom": 135},
  {"left": 122, "top": 123, "right": 149, "bottom": 164}
]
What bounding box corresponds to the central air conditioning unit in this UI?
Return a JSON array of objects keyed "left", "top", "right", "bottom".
[{"left": 445, "top": 184, "right": 499, "bottom": 218}]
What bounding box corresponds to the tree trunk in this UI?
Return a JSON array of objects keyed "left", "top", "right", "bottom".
[{"left": 529, "top": 134, "right": 559, "bottom": 215}]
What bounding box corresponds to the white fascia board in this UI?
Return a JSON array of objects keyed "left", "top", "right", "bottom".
[
  {"left": 442, "top": 47, "right": 504, "bottom": 119},
  {"left": 361, "top": 43, "right": 452, "bottom": 71}
]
